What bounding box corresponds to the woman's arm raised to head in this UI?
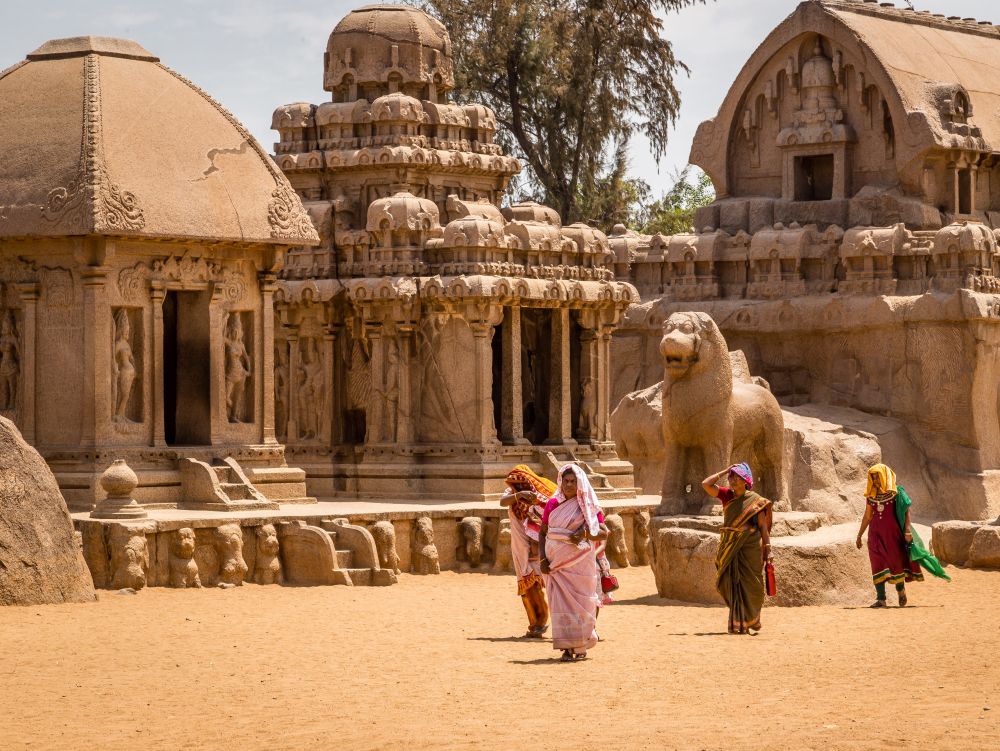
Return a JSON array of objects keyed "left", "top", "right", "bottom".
[{"left": 701, "top": 468, "right": 728, "bottom": 498}]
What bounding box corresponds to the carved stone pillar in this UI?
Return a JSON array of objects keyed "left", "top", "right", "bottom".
[
  {"left": 366, "top": 322, "right": 385, "bottom": 445},
  {"left": 500, "top": 305, "right": 524, "bottom": 444},
  {"left": 150, "top": 283, "right": 166, "bottom": 447},
  {"left": 598, "top": 327, "right": 614, "bottom": 442},
  {"left": 327, "top": 321, "right": 343, "bottom": 446},
  {"left": 321, "top": 328, "right": 335, "bottom": 446},
  {"left": 578, "top": 327, "right": 598, "bottom": 441},
  {"left": 547, "top": 307, "right": 573, "bottom": 445},
  {"left": 286, "top": 327, "right": 300, "bottom": 443},
  {"left": 396, "top": 323, "right": 415, "bottom": 445},
  {"left": 260, "top": 274, "right": 278, "bottom": 445},
  {"left": 208, "top": 288, "right": 226, "bottom": 445},
  {"left": 82, "top": 267, "right": 111, "bottom": 447},
  {"left": 471, "top": 316, "right": 498, "bottom": 445},
  {"left": 15, "top": 283, "right": 38, "bottom": 444}
]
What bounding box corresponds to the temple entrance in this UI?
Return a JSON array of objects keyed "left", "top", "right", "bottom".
[
  {"left": 163, "top": 290, "right": 212, "bottom": 446},
  {"left": 521, "top": 309, "right": 551, "bottom": 445}
]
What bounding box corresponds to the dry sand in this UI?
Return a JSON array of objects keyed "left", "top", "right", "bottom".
[{"left": 0, "top": 565, "right": 997, "bottom": 750}]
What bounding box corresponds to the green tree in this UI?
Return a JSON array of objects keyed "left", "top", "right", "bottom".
[
  {"left": 637, "top": 165, "right": 715, "bottom": 236},
  {"left": 423, "top": 0, "right": 707, "bottom": 225}
]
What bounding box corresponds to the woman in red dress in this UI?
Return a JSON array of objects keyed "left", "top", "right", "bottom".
[{"left": 856, "top": 463, "right": 922, "bottom": 607}]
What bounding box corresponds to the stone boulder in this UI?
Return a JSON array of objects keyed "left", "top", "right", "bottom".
[
  {"left": 931, "top": 520, "right": 982, "bottom": 567},
  {"left": 0, "top": 417, "right": 96, "bottom": 605},
  {"left": 650, "top": 519, "right": 872, "bottom": 606}
]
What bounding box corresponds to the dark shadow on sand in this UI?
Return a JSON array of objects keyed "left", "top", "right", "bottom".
[{"left": 611, "top": 594, "right": 723, "bottom": 608}]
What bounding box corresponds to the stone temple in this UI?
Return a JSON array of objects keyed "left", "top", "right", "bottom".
[
  {"left": 269, "top": 4, "right": 637, "bottom": 501},
  {"left": 612, "top": 0, "right": 1000, "bottom": 529}
]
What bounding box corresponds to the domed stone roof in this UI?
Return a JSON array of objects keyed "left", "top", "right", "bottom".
[
  {"left": 324, "top": 4, "right": 454, "bottom": 95},
  {"left": 0, "top": 36, "right": 318, "bottom": 245}
]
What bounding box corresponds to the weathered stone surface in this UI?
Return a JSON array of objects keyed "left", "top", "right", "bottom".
[
  {"left": 650, "top": 519, "right": 872, "bottom": 606},
  {"left": 931, "top": 520, "right": 983, "bottom": 566},
  {"left": 968, "top": 526, "right": 1000, "bottom": 569},
  {"left": 277, "top": 521, "right": 351, "bottom": 586},
  {"left": 0, "top": 417, "right": 95, "bottom": 605},
  {"left": 656, "top": 511, "right": 824, "bottom": 538}
]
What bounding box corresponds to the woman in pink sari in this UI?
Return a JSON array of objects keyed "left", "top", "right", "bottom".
[{"left": 539, "top": 464, "right": 608, "bottom": 661}]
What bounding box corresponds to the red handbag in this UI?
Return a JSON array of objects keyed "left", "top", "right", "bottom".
[
  {"left": 764, "top": 561, "right": 777, "bottom": 597},
  {"left": 601, "top": 573, "right": 620, "bottom": 593}
]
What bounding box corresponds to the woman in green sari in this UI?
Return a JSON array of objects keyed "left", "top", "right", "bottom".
[{"left": 702, "top": 462, "right": 773, "bottom": 635}]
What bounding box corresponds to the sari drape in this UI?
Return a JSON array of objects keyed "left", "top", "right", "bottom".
[
  {"left": 544, "top": 498, "right": 599, "bottom": 651},
  {"left": 715, "top": 490, "right": 771, "bottom": 632}
]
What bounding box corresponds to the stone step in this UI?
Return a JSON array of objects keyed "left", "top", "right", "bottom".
[
  {"left": 219, "top": 482, "right": 254, "bottom": 501},
  {"left": 336, "top": 549, "right": 353, "bottom": 569},
  {"left": 212, "top": 466, "right": 237, "bottom": 484}
]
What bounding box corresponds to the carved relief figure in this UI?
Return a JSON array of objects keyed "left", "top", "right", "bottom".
[
  {"left": 111, "top": 309, "right": 137, "bottom": 422},
  {"left": 381, "top": 338, "right": 400, "bottom": 443},
  {"left": 168, "top": 528, "right": 201, "bottom": 588},
  {"left": 215, "top": 523, "right": 248, "bottom": 585},
  {"left": 412, "top": 516, "right": 440, "bottom": 575},
  {"left": 109, "top": 526, "right": 148, "bottom": 590},
  {"left": 370, "top": 520, "right": 401, "bottom": 574},
  {"left": 633, "top": 510, "right": 651, "bottom": 566},
  {"left": 347, "top": 328, "right": 371, "bottom": 443},
  {"left": 224, "top": 313, "right": 252, "bottom": 423},
  {"left": 274, "top": 343, "right": 289, "bottom": 441},
  {"left": 578, "top": 377, "right": 596, "bottom": 436},
  {"left": 297, "top": 338, "right": 322, "bottom": 440},
  {"left": 252, "top": 524, "right": 283, "bottom": 585},
  {"left": 419, "top": 313, "right": 461, "bottom": 439},
  {"left": 0, "top": 311, "right": 19, "bottom": 411},
  {"left": 605, "top": 514, "right": 630, "bottom": 568},
  {"left": 459, "top": 516, "right": 485, "bottom": 568}
]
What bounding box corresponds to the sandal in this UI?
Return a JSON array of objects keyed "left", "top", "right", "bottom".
[
  {"left": 898, "top": 592, "right": 908, "bottom": 607},
  {"left": 870, "top": 600, "right": 887, "bottom": 608},
  {"left": 748, "top": 620, "right": 762, "bottom": 634},
  {"left": 574, "top": 651, "right": 588, "bottom": 660},
  {"left": 560, "top": 650, "right": 574, "bottom": 662}
]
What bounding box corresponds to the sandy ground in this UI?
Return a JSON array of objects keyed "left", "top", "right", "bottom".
[{"left": 1, "top": 565, "right": 997, "bottom": 751}]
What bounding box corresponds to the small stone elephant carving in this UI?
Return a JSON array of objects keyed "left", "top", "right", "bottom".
[
  {"left": 413, "top": 517, "right": 440, "bottom": 575},
  {"left": 370, "top": 520, "right": 401, "bottom": 574},
  {"left": 605, "top": 514, "right": 630, "bottom": 568},
  {"left": 169, "top": 527, "right": 201, "bottom": 588},
  {"left": 109, "top": 526, "right": 148, "bottom": 590}
]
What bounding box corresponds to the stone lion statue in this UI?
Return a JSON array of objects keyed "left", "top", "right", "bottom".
[
  {"left": 169, "top": 528, "right": 201, "bottom": 588},
  {"left": 657, "top": 311, "right": 787, "bottom": 515},
  {"left": 214, "top": 523, "right": 248, "bottom": 586},
  {"left": 252, "top": 524, "right": 283, "bottom": 585},
  {"left": 412, "top": 517, "right": 440, "bottom": 575}
]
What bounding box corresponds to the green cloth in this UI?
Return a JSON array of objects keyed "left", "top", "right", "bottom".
[{"left": 895, "top": 485, "right": 951, "bottom": 582}]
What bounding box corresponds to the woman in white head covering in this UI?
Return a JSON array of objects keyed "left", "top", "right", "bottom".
[{"left": 538, "top": 464, "right": 609, "bottom": 661}]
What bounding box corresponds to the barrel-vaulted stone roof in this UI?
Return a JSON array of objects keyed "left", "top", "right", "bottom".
[
  {"left": 0, "top": 36, "right": 318, "bottom": 245},
  {"left": 691, "top": 0, "right": 1000, "bottom": 197}
]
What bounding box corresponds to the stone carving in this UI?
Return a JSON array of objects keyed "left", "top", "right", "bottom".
[
  {"left": 381, "top": 338, "right": 400, "bottom": 443},
  {"left": 412, "top": 516, "right": 441, "bottom": 575},
  {"left": 224, "top": 313, "right": 251, "bottom": 423},
  {"left": 297, "top": 337, "right": 323, "bottom": 440},
  {"left": 92, "top": 459, "right": 147, "bottom": 519},
  {"left": 458, "top": 516, "right": 485, "bottom": 568},
  {"left": 215, "top": 523, "right": 248, "bottom": 586},
  {"left": 370, "top": 520, "right": 401, "bottom": 574},
  {"left": 633, "top": 510, "right": 651, "bottom": 566},
  {"left": 252, "top": 524, "right": 283, "bottom": 585},
  {"left": 605, "top": 514, "right": 630, "bottom": 568},
  {"left": 493, "top": 519, "right": 513, "bottom": 572},
  {"left": 657, "top": 312, "right": 786, "bottom": 515},
  {"left": 111, "top": 309, "right": 137, "bottom": 422},
  {"left": 268, "top": 182, "right": 317, "bottom": 241},
  {"left": 578, "top": 377, "right": 595, "bottom": 436},
  {"left": 109, "top": 525, "right": 148, "bottom": 590},
  {"left": 274, "top": 342, "right": 289, "bottom": 441},
  {"left": 0, "top": 310, "right": 19, "bottom": 411},
  {"left": 168, "top": 528, "right": 201, "bottom": 588}
]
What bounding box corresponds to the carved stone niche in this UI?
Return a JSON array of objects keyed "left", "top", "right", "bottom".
[
  {"left": 223, "top": 311, "right": 254, "bottom": 424},
  {"left": 111, "top": 307, "right": 143, "bottom": 425},
  {"left": 0, "top": 307, "right": 22, "bottom": 415}
]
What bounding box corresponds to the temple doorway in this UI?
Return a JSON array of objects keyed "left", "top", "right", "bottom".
[{"left": 163, "top": 290, "right": 212, "bottom": 446}]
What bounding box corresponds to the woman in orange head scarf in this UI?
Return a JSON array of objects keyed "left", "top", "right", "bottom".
[{"left": 500, "top": 464, "right": 555, "bottom": 637}]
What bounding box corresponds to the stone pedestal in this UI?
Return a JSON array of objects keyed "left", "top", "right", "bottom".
[{"left": 91, "top": 459, "right": 147, "bottom": 520}]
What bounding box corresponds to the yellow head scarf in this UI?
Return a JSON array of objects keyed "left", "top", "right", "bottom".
[
  {"left": 865, "top": 464, "right": 897, "bottom": 500},
  {"left": 504, "top": 464, "right": 557, "bottom": 498}
]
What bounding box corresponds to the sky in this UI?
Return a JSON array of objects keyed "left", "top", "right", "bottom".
[{"left": 3, "top": 0, "right": 997, "bottom": 198}]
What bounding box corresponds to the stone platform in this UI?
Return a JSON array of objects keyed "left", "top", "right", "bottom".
[
  {"left": 74, "top": 496, "right": 660, "bottom": 591},
  {"left": 650, "top": 513, "right": 884, "bottom": 606}
]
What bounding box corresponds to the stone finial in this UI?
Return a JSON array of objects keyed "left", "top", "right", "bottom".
[{"left": 91, "top": 458, "right": 147, "bottom": 519}]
